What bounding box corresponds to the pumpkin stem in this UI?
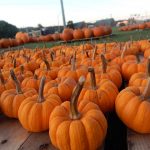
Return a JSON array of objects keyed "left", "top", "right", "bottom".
[
  {"left": 85, "top": 51, "right": 89, "bottom": 58},
  {"left": 100, "top": 54, "right": 107, "bottom": 73},
  {"left": 20, "top": 65, "right": 24, "bottom": 74},
  {"left": 121, "top": 44, "right": 127, "bottom": 59},
  {"left": 10, "top": 69, "right": 23, "bottom": 94},
  {"left": 0, "top": 69, "right": 5, "bottom": 84},
  {"left": 69, "top": 55, "right": 73, "bottom": 65},
  {"left": 136, "top": 55, "right": 140, "bottom": 63},
  {"left": 71, "top": 57, "right": 76, "bottom": 71},
  {"left": 119, "top": 42, "right": 122, "bottom": 51},
  {"left": 38, "top": 76, "right": 46, "bottom": 103},
  {"left": 104, "top": 41, "right": 107, "bottom": 53},
  {"left": 70, "top": 76, "right": 85, "bottom": 120},
  {"left": 43, "top": 59, "right": 50, "bottom": 71},
  {"left": 34, "top": 74, "right": 38, "bottom": 80},
  {"left": 92, "top": 45, "right": 97, "bottom": 60},
  {"left": 88, "top": 67, "right": 97, "bottom": 90},
  {"left": 146, "top": 57, "right": 150, "bottom": 77},
  {"left": 13, "top": 59, "right": 16, "bottom": 68},
  {"left": 142, "top": 78, "right": 150, "bottom": 99}
]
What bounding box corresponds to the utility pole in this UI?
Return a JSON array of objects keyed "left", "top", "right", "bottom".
[{"left": 60, "top": 0, "right": 66, "bottom": 28}]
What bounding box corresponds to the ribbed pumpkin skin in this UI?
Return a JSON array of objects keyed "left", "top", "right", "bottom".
[
  {"left": 0, "top": 88, "right": 37, "bottom": 118},
  {"left": 115, "top": 86, "right": 150, "bottom": 133},
  {"left": 93, "top": 26, "right": 105, "bottom": 37},
  {"left": 73, "top": 29, "right": 84, "bottom": 40},
  {"left": 62, "top": 28, "right": 73, "bottom": 41},
  {"left": 46, "top": 77, "right": 76, "bottom": 101},
  {"left": 84, "top": 28, "right": 93, "bottom": 38},
  {"left": 79, "top": 79, "right": 119, "bottom": 112},
  {"left": 129, "top": 72, "right": 148, "bottom": 87},
  {"left": 121, "top": 61, "right": 146, "bottom": 81},
  {"left": 18, "top": 94, "right": 62, "bottom": 132},
  {"left": 49, "top": 100, "right": 107, "bottom": 150}
]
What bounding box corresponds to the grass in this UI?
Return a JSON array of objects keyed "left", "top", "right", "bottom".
[{"left": 2, "top": 27, "right": 150, "bottom": 51}]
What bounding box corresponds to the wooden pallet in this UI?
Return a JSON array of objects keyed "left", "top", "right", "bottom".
[
  {"left": 127, "top": 129, "right": 150, "bottom": 150},
  {"left": 0, "top": 115, "right": 103, "bottom": 150}
]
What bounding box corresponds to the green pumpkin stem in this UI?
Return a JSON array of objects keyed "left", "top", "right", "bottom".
[
  {"left": 101, "top": 54, "right": 107, "bottom": 73},
  {"left": 70, "top": 76, "right": 85, "bottom": 120},
  {"left": 10, "top": 69, "right": 23, "bottom": 94},
  {"left": 0, "top": 69, "right": 5, "bottom": 84},
  {"left": 38, "top": 76, "right": 46, "bottom": 103},
  {"left": 88, "top": 67, "right": 97, "bottom": 90}
]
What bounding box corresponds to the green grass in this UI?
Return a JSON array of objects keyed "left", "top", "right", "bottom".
[{"left": 1, "top": 27, "right": 150, "bottom": 51}]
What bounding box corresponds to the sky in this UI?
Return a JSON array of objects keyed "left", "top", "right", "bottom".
[{"left": 0, "top": 0, "right": 150, "bottom": 27}]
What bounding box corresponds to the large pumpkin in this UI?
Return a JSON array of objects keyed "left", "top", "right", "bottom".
[
  {"left": 62, "top": 28, "right": 73, "bottom": 41},
  {"left": 83, "top": 28, "right": 93, "bottom": 38},
  {"left": 73, "top": 29, "right": 85, "bottom": 40},
  {"left": 18, "top": 76, "right": 62, "bottom": 132},
  {"left": 93, "top": 26, "right": 105, "bottom": 37},
  {"left": 49, "top": 76, "right": 107, "bottom": 150}
]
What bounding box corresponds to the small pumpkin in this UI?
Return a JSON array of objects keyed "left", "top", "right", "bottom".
[
  {"left": 129, "top": 58, "right": 150, "bottom": 86},
  {"left": 80, "top": 67, "right": 119, "bottom": 112},
  {"left": 122, "top": 55, "right": 146, "bottom": 81},
  {"left": 0, "top": 70, "right": 37, "bottom": 118},
  {"left": 115, "top": 78, "right": 150, "bottom": 133},
  {"left": 18, "top": 76, "right": 62, "bottom": 132},
  {"left": 49, "top": 76, "right": 107, "bottom": 150}
]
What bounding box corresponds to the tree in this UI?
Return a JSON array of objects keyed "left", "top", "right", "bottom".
[
  {"left": 0, "top": 21, "right": 18, "bottom": 38},
  {"left": 67, "top": 20, "right": 74, "bottom": 29}
]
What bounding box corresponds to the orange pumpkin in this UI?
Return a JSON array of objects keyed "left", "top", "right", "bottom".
[
  {"left": 18, "top": 76, "right": 62, "bottom": 132},
  {"left": 0, "top": 70, "right": 37, "bottom": 118},
  {"left": 49, "top": 76, "right": 107, "bottom": 150},
  {"left": 79, "top": 67, "right": 119, "bottom": 112},
  {"left": 115, "top": 79, "right": 150, "bottom": 133}
]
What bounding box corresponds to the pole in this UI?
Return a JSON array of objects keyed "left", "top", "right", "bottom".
[{"left": 60, "top": 0, "right": 66, "bottom": 28}]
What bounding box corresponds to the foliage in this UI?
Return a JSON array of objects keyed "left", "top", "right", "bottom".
[{"left": 0, "top": 20, "right": 18, "bottom": 38}]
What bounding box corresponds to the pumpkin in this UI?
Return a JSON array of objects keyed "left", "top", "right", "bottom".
[
  {"left": 36, "top": 59, "right": 58, "bottom": 80},
  {"left": 83, "top": 28, "right": 93, "bottom": 38},
  {"left": 122, "top": 55, "right": 146, "bottom": 81},
  {"left": 18, "top": 76, "right": 62, "bottom": 132},
  {"left": 80, "top": 67, "right": 119, "bottom": 112},
  {"left": 45, "top": 77, "right": 76, "bottom": 102},
  {"left": 0, "top": 69, "right": 15, "bottom": 95},
  {"left": 49, "top": 76, "right": 107, "bottom": 150},
  {"left": 93, "top": 26, "right": 105, "bottom": 37},
  {"left": 115, "top": 78, "right": 150, "bottom": 133},
  {"left": 0, "top": 70, "right": 37, "bottom": 118},
  {"left": 129, "top": 58, "right": 150, "bottom": 86},
  {"left": 73, "top": 29, "right": 85, "bottom": 40},
  {"left": 62, "top": 28, "right": 73, "bottom": 41},
  {"left": 21, "top": 74, "right": 39, "bottom": 91}
]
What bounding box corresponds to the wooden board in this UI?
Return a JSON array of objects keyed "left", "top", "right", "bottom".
[
  {"left": 127, "top": 129, "right": 150, "bottom": 150},
  {"left": 0, "top": 115, "right": 103, "bottom": 150}
]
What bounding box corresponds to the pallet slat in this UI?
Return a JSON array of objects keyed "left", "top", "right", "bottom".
[
  {"left": 127, "top": 129, "right": 150, "bottom": 150},
  {"left": 0, "top": 115, "right": 30, "bottom": 150}
]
